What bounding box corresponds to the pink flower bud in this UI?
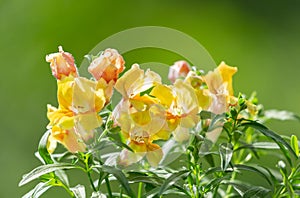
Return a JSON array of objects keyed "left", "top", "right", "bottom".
[
  {"left": 88, "top": 48, "right": 125, "bottom": 83},
  {"left": 168, "top": 60, "right": 191, "bottom": 83},
  {"left": 46, "top": 46, "right": 78, "bottom": 80}
]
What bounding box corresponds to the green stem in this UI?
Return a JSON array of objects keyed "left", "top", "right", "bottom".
[
  {"left": 98, "top": 113, "right": 112, "bottom": 141},
  {"left": 225, "top": 171, "right": 236, "bottom": 197},
  {"left": 54, "top": 177, "right": 75, "bottom": 198},
  {"left": 83, "top": 154, "right": 97, "bottom": 192},
  {"left": 87, "top": 170, "right": 97, "bottom": 192},
  {"left": 137, "top": 182, "right": 143, "bottom": 198},
  {"left": 105, "top": 176, "right": 113, "bottom": 198},
  {"left": 61, "top": 183, "right": 75, "bottom": 198}
]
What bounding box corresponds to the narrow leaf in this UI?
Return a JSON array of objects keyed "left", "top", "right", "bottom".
[
  {"left": 199, "top": 110, "right": 215, "bottom": 120},
  {"left": 241, "top": 121, "right": 297, "bottom": 158},
  {"left": 157, "top": 170, "right": 189, "bottom": 196},
  {"left": 38, "top": 130, "right": 53, "bottom": 164},
  {"left": 243, "top": 186, "right": 271, "bottom": 198},
  {"left": 219, "top": 143, "right": 233, "bottom": 171},
  {"left": 70, "top": 185, "right": 86, "bottom": 198},
  {"left": 264, "top": 110, "right": 300, "bottom": 121},
  {"left": 101, "top": 165, "right": 135, "bottom": 198},
  {"left": 234, "top": 164, "right": 272, "bottom": 185},
  {"left": 22, "top": 181, "right": 52, "bottom": 198},
  {"left": 222, "top": 181, "right": 249, "bottom": 196},
  {"left": 291, "top": 135, "right": 299, "bottom": 157},
  {"left": 19, "top": 163, "right": 78, "bottom": 186}
]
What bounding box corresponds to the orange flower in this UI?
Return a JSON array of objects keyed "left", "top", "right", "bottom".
[
  {"left": 168, "top": 60, "right": 191, "bottom": 83},
  {"left": 46, "top": 46, "right": 78, "bottom": 80},
  {"left": 88, "top": 48, "right": 125, "bottom": 83}
]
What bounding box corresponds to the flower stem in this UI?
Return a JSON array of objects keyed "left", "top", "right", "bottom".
[
  {"left": 137, "top": 182, "right": 143, "bottom": 198},
  {"left": 98, "top": 113, "right": 112, "bottom": 141},
  {"left": 105, "top": 176, "right": 113, "bottom": 198},
  {"left": 87, "top": 170, "right": 97, "bottom": 192}
]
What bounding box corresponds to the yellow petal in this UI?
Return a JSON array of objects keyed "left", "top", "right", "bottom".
[
  {"left": 146, "top": 143, "right": 163, "bottom": 167},
  {"left": 50, "top": 126, "right": 86, "bottom": 153},
  {"left": 72, "top": 77, "right": 105, "bottom": 113},
  {"left": 118, "top": 149, "right": 145, "bottom": 166},
  {"left": 114, "top": 64, "right": 161, "bottom": 98},
  {"left": 47, "top": 104, "right": 74, "bottom": 129},
  {"left": 74, "top": 112, "right": 102, "bottom": 141},
  {"left": 130, "top": 111, "right": 151, "bottom": 126},
  {"left": 47, "top": 133, "right": 57, "bottom": 154},
  {"left": 172, "top": 125, "right": 190, "bottom": 142},
  {"left": 150, "top": 84, "right": 174, "bottom": 107},
  {"left": 57, "top": 77, "right": 75, "bottom": 110},
  {"left": 173, "top": 79, "right": 199, "bottom": 114},
  {"left": 218, "top": 61, "right": 237, "bottom": 96},
  {"left": 129, "top": 141, "right": 148, "bottom": 153}
]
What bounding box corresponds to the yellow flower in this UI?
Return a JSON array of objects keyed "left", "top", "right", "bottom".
[
  {"left": 88, "top": 48, "right": 125, "bottom": 83},
  {"left": 204, "top": 61, "right": 237, "bottom": 114},
  {"left": 46, "top": 46, "right": 78, "bottom": 80},
  {"left": 151, "top": 79, "right": 200, "bottom": 142},
  {"left": 184, "top": 71, "right": 211, "bottom": 110},
  {"left": 114, "top": 64, "right": 161, "bottom": 99},
  {"left": 46, "top": 47, "right": 107, "bottom": 153},
  {"left": 204, "top": 62, "right": 237, "bottom": 142},
  {"left": 47, "top": 105, "right": 86, "bottom": 153},
  {"left": 113, "top": 64, "right": 167, "bottom": 166}
]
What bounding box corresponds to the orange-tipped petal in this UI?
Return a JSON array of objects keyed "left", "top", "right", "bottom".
[
  {"left": 168, "top": 60, "right": 191, "bottom": 83},
  {"left": 46, "top": 46, "right": 78, "bottom": 80},
  {"left": 88, "top": 48, "right": 125, "bottom": 82}
]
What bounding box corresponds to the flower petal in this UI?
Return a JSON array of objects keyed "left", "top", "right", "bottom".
[{"left": 146, "top": 143, "right": 163, "bottom": 167}]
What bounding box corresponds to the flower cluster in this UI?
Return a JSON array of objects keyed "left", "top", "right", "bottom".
[
  {"left": 46, "top": 47, "right": 124, "bottom": 153},
  {"left": 45, "top": 46, "right": 254, "bottom": 167},
  {"left": 20, "top": 46, "right": 300, "bottom": 198}
]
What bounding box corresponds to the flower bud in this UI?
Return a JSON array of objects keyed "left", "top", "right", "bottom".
[
  {"left": 46, "top": 46, "right": 78, "bottom": 80},
  {"left": 88, "top": 48, "right": 125, "bottom": 83},
  {"left": 168, "top": 60, "right": 191, "bottom": 83}
]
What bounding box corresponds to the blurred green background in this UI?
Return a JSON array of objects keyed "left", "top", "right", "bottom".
[{"left": 1, "top": 0, "right": 300, "bottom": 197}]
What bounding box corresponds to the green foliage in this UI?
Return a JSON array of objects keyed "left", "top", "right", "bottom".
[{"left": 19, "top": 92, "right": 300, "bottom": 197}]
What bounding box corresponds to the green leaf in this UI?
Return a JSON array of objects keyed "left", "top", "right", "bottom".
[
  {"left": 236, "top": 142, "right": 280, "bottom": 151},
  {"left": 219, "top": 143, "right": 233, "bottom": 171},
  {"left": 19, "top": 163, "right": 78, "bottom": 186},
  {"left": 142, "top": 186, "right": 160, "bottom": 198},
  {"left": 205, "top": 166, "right": 221, "bottom": 174},
  {"left": 157, "top": 170, "right": 189, "bottom": 196},
  {"left": 234, "top": 164, "right": 272, "bottom": 185},
  {"left": 38, "top": 130, "right": 53, "bottom": 164},
  {"left": 243, "top": 186, "right": 271, "bottom": 198},
  {"left": 22, "top": 181, "right": 52, "bottom": 198},
  {"left": 209, "top": 113, "right": 226, "bottom": 130},
  {"left": 264, "top": 110, "right": 300, "bottom": 121},
  {"left": 291, "top": 135, "right": 299, "bottom": 157},
  {"left": 222, "top": 181, "right": 249, "bottom": 196},
  {"left": 199, "top": 110, "right": 215, "bottom": 120},
  {"left": 107, "top": 131, "right": 133, "bottom": 152},
  {"left": 241, "top": 121, "right": 298, "bottom": 158},
  {"left": 55, "top": 169, "right": 69, "bottom": 187},
  {"left": 101, "top": 165, "right": 135, "bottom": 198},
  {"left": 204, "top": 176, "right": 227, "bottom": 192},
  {"left": 70, "top": 185, "right": 86, "bottom": 198}
]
